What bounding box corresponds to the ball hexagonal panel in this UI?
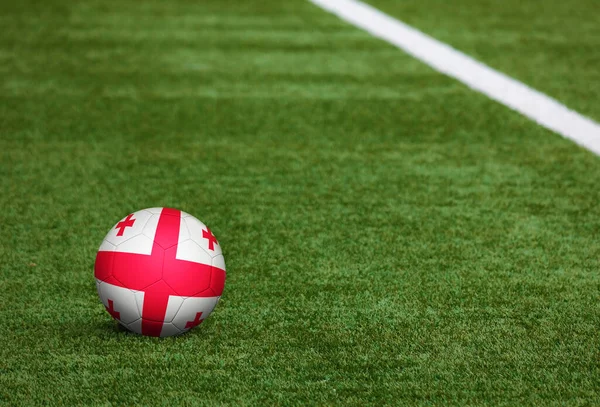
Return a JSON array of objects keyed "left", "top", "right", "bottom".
[
  {"left": 103, "top": 210, "right": 153, "bottom": 249},
  {"left": 184, "top": 216, "right": 222, "bottom": 257},
  {"left": 126, "top": 318, "right": 143, "bottom": 335},
  {"left": 96, "top": 279, "right": 141, "bottom": 325},
  {"left": 171, "top": 296, "right": 220, "bottom": 332},
  {"left": 159, "top": 323, "right": 183, "bottom": 337}
]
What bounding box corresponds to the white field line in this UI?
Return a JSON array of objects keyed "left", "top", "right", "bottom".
[{"left": 309, "top": 0, "right": 600, "bottom": 156}]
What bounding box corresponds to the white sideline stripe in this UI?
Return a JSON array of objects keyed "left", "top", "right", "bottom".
[{"left": 309, "top": 0, "right": 600, "bottom": 156}]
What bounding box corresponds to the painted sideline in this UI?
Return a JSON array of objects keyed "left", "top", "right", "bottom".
[{"left": 309, "top": 0, "right": 600, "bottom": 155}]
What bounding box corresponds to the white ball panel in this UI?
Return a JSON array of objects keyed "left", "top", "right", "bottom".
[
  {"left": 163, "top": 295, "right": 185, "bottom": 323},
  {"left": 98, "top": 240, "right": 116, "bottom": 252},
  {"left": 171, "top": 296, "right": 220, "bottom": 331},
  {"left": 144, "top": 207, "right": 164, "bottom": 214},
  {"left": 178, "top": 217, "right": 190, "bottom": 242},
  {"left": 142, "top": 214, "right": 160, "bottom": 242},
  {"left": 126, "top": 318, "right": 143, "bottom": 335},
  {"left": 133, "top": 291, "right": 145, "bottom": 317},
  {"left": 103, "top": 210, "right": 153, "bottom": 247},
  {"left": 160, "top": 322, "right": 183, "bottom": 337},
  {"left": 96, "top": 279, "right": 106, "bottom": 305},
  {"left": 184, "top": 216, "right": 222, "bottom": 256},
  {"left": 116, "top": 234, "right": 154, "bottom": 255},
  {"left": 99, "top": 282, "right": 141, "bottom": 324},
  {"left": 184, "top": 216, "right": 207, "bottom": 243},
  {"left": 176, "top": 239, "right": 212, "bottom": 266},
  {"left": 212, "top": 254, "right": 226, "bottom": 271}
]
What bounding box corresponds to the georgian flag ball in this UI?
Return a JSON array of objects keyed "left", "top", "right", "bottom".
[{"left": 94, "top": 208, "right": 226, "bottom": 337}]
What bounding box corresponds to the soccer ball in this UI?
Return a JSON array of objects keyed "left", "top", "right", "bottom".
[{"left": 94, "top": 208, "right": 226, "bottom": 337}]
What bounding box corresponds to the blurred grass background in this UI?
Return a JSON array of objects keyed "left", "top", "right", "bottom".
[{"left": 1, "top": 0, "right": 599, "bottom": 405}]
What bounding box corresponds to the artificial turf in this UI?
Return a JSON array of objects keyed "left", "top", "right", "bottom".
[
  {"left": 1, "top": 0, "right": 599, "bottom": 405},
  {"left": 366, "top": 0, "right": 600, "bottom": 122}
]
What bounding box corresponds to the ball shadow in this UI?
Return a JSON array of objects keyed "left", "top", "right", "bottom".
[{"left": 100, "top": 319, "right": 199, "bottom": 338}]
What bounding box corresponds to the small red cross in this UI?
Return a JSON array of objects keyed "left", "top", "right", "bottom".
[
  {"left": 115, "top": 214, "right": 135, "bottom": 236},
  {"left": 185, "top": 312, "right": 204, "bottom": 329},
  {"left": 106, "top": 299, "right": 121, "bottom": 320},
  {"left": 202, "top": 228, "right": 218, "bottom": 251}
]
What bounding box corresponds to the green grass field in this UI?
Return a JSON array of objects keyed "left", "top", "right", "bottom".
[{"left": 1, "top": 0, "right": 599, "bottom": 405}]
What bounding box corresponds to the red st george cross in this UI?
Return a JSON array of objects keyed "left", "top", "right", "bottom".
[{"left": 95, "top": 208, "right": 225, "bottom": 336}]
